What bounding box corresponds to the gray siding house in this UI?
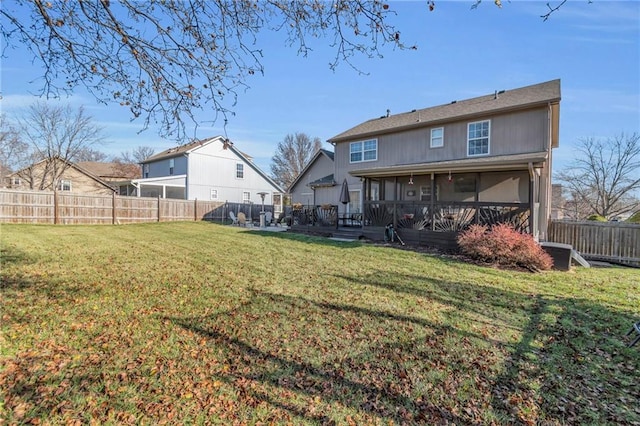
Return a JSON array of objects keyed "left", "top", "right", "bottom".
[
  {"left": 133, "top": 136, "right": 284, "bottom": 207},
  {"left": 297, "top": 79, "right": 561, "bottom": 242},
  {"left": 288, "top": 149, "right": 336, "bottom": 207}
]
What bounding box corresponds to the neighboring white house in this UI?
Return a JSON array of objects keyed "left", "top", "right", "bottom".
[{"left": 133, "top": 136, "right": 284, "bottom": 208}]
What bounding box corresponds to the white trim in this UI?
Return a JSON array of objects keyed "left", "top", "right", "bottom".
[
  {"left": 349, "top": 139, "right": 378, "bottom": 163},
  {"left": 467, "top": 120, "right": 491, "bottom": 157},
  {"left": 131, "top": 174, "right": 187, "bottom": 184},
  {"left": 430, "top": 127, "right": 444, "bottom": 148}
]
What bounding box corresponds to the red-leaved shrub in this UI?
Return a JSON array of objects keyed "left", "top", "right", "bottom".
[{"left": 457, "top": 223, "right": 553, "bottom": 271}]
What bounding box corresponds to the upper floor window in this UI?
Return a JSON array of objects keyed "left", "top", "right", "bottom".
[
  {"left": 58, "top": 180, "right": 72, "bottom": 191},
  {"left": 430, "top": 127, "right": 444, "bottom": 148},
  {"left": 210, "top": 189, "right": 218, "bottom": 200},
  {"left": 169, "top": 158, "right": 175, "bottom": 175},
  {"left": 236, "top": 163, "right": 244, "bottom": 179},
  {"left": 350, "top": 139, "right": 377, "bottom": 163},
  {"left": 11, "top": 177, "right": 21, "bottom": 186},
  {"left": 144, "top": 164, "right": 149, "bottom": 178},
  {"left": 467, "top": 120, "right": 490, "bottom": 156}
]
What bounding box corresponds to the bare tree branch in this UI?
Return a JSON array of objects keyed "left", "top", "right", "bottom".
[
  {"left": 270, "top": 132, "right": 322, "bottom": 190},
  {"left": 556, "top": 133, "right": 640, "bottom": 219}
]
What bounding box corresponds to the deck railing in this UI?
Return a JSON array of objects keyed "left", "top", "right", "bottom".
[
  {"left": 291, "top": 204, "right": 338, "bottom": 228},
  {"left": 363, "top": 201, "right": 531, "bottom": 233}
]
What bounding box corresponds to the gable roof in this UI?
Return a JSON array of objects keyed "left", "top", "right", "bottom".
[
  {"left": 11, "top": 157, "right": 116, "bottom": 191},
  {"left": 76, "top": 161, "right": 140, "bottom": 180},
  {"left": 328, "top": 79, "right": 561, "bottom": 143},
  {"left": 287, "top": 149, "right": 335, "bottom": 193},
  {"left": 143, "top": 136, "right": 284, "bottom": 193},
  {"left": 143, "top": 137, "right": 221, "bottom": 162}
]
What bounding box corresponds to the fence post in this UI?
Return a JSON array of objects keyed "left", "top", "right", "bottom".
[
  {"left": 112, "top": 192, "right": 116, "bottom": 225},
  {"left": 157, "top": 195, "right": 161, "bottom": 222},
  {"left": 194, "top": 198, "right": 198, "bottom": 221},
  {"left": 54, "top": 190, "right": 59, "bottom": 224}
]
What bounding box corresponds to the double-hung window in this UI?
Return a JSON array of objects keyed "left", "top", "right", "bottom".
[
  {"left": 350, "top": 139, "right": 377, "bottom": 163},
  {"left": 169, "top": 158, "right": 175, "bottom": 175},
  {"left": 467, "top": 120, "right": 490, "bottom": 156},
  {"left": 242, "top": 191, "right": 250, "bottom": 203},
  {"left": 430, "top": 127, "right": 444, "bottom": 148},
  {"left": 58, "top": 180, "right": 72, "bottom": 191},
  {"left": 236, "top": 163, "right": 244, "bottom": 179}
]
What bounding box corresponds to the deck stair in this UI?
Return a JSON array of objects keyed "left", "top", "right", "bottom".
[{"left": 331, "top": 227, "right": 364, "bottom": 241}]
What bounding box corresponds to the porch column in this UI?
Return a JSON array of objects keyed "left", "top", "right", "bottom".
[
  {"left": 528, "top": 162, "right": 535, "bottom": 235},
  {"left": 393, "top": 177, "right": 398, "bottom": 228},
  {"left": 430, "top": 173, "right": 435, "bottom": 231}
]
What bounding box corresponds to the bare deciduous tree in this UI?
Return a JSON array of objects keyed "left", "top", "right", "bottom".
[
  {"left": 270, "top": 132, "right": 322, "bottom": 190},
  {"left": 117, "top": 146, "right": 156, "bottom": 164},
  {"left": 0, "top": 114, "right": 30, "bottom": 184},
  {"left": 0, "top": 1, "right": 414, "bottom": 140},
  {"left": 73, "top": 147, "right": 109, "bottom": 163},
  {"left": 556, "top": 133, "right": 640, "bottom": 220},
  {"left": 15, "top": 103, "right": 105, "bottom": 190},
  {"left": 1, "top": 1, "right": 572, "bottom": 140}
]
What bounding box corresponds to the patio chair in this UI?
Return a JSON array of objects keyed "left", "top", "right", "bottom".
[
  {"left": 237, "top": 212, "right": 247, "bottom": 227},
  {"left": 627, "top": 321, "right": 640, "bottom": 347},
  {"left": 264, "top": 211, "right": 272, "bottom": 225},
  {"left": 229, "top": 211, "right": 239, "bottom": 226}
]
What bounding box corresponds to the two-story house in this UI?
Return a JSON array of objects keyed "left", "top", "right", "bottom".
[
  {"left": 133, "top": 136, "right": 284, "bottom": 209},
  {"left": 7, "top": 157, "right": 117, "bottom": 195},
  {"left": 293, "top": 79, "right": 561, "bottom": 243}
]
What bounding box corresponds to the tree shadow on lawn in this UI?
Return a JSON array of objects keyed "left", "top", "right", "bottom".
[
  {"left": 169, "top": 271, "right": 639, "bottom": 425},
  {"left": 335, "top": 269, "right": 640, "bottom": 424},
  {"left": 168, "top": 289, "right": 475, "bottom": 424}
]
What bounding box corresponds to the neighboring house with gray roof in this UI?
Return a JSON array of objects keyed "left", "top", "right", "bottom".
[
  {"left": 296, "top": 79, "right": 561, "bottom": 241},
  {"left": 133, "top": 136, "right": 284, "bottom": 207},
  {"left": 288, "top": 149, "right": 336, "bottom": 207}
]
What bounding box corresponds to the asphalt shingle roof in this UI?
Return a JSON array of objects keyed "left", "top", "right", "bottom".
[{"left": 328, "top": 79, "right": 561, "bottom": 143}]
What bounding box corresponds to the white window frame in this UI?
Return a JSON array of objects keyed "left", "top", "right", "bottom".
[
  {"left": 350, "top": 139, "right": 377, "bottom": 163},
  {"left": 169, "top": 158, "right": 175, "bottom": 175},
  {"left": 144, "top": 163, "right": 149, "bottom": 178},
  {"left": 210, "top": 189, "right": 218, "bottom": 200},
  {"left": 11, "top": 177, "right": 21, "bottom": 186},
  {"left": 242, "top": 191, "right": 250, "bottom": 203},
  {"left": 467, "top": 120, "right": 490, "bottom": 157},
  {"left": 58, "top": 179, "right": 72, "bottom": 191},
  {"left": 430, "top": 127, "right": 444, "bottom": 148},
  {"left": 236, "top": 163, "right": 244, "bottom": 179}
]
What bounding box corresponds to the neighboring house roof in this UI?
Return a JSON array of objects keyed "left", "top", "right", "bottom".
[
  {"left": 328, "top": 79, "right": 561, "bottom": 143},
  {"left": 287, "top": 149, "right": 335, "bottom": 193},
  {"left": 10, "top": 157, "right": 116, "bottom": 191},
  {"left": 143, "top": 136, "right": 284, "bottom": 193},
  {"left": 76, "top": 161, "right": 141, "bottom": 181},
  {"left": 309, "top": 174, "right": 336, "bottom": 188}
]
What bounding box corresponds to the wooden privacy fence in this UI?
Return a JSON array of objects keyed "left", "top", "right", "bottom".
[
  {"left": 547, "top": 220, "right": 640, "bottom": 265},
  {"left": 0, "top": 189, "right": 227, "bottom": 224}
]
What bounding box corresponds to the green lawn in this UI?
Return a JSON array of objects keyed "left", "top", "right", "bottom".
[{"left": 1, "top": 222, "right": 638, "bottom": 425}]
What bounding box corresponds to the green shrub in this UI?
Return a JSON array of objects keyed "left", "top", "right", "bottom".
[
  {"left": 586, "top": 214, "right": 607, "bottom": 222},
  {"left": 457, "top": 223, "right": 553, "bottom": 271}
]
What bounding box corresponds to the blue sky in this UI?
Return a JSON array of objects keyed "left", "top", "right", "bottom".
[{"left": 1, "top": 1, "right": 639, "bottom": 176}]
